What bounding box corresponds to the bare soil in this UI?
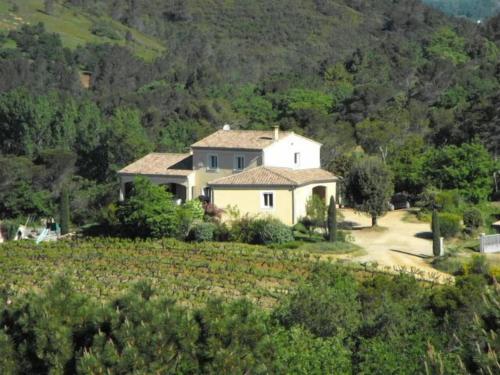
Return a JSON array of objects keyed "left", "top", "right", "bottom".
[{"left": 335, "top": 209, "right": 453, "bottom": 282}]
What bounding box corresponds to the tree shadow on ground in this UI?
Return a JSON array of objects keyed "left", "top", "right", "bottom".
[{"left": 415, "top": 231, "right": 433, "bottom": 240}]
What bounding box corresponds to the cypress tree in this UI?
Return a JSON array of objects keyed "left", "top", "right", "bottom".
[
  {"left": 327, "top": 195, "right": 337, "bottom": 242},
  {"left": 432, "top": 210, "right": 441, "bottom": 257},
  {"left": 60, "top": 186, "right": 70, "bottom": 235}
]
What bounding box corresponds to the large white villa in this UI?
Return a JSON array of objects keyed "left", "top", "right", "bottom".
[{"left": 118, "top": 126, "right": 338, "bottom": 225}]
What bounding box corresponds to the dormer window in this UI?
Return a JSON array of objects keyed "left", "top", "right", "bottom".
[
  {"left": 208, "top": 154, "right": 218, "bottom": 170},
  {"left": 294, "top": 152, "right": 301, "bottom": 166},
  {"left": 235, "top": 155, "right": 245, "bottom": 171}
]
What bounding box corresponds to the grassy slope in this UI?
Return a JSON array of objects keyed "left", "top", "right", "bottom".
[{"left": 0, "top": 0, "right": 165, "bottom": 60}]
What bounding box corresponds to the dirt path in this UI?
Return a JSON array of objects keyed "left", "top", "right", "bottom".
[{"left": 335, "top": 209, "right": 453, "bottom": 282}]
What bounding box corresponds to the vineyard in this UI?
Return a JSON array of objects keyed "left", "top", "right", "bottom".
[{"left": 0, "top": 238, "right": 343, "bottom": 308}]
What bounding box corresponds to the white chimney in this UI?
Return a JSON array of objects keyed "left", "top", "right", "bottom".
[{"left": 273, "top": 125, "right": 279, "bottom": 140}]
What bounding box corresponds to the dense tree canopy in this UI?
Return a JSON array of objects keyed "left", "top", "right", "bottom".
[{"left": 0, "top": 0, "right": 499, "bottom": 221}]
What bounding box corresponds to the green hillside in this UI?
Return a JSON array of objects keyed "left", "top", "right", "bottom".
[
  {"left": 0, "top": 0, "right": 499, "bottom": 228},
  {"left": 0, "top": 0, "right": 165, "bottom": 60}
]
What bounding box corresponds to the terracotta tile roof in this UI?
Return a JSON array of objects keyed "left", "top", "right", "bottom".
[
  {"left": 209, "top": 167, "right": 337, "bottom": 187},
  {"left": 191, "top": 129, "right": 292, "bottom": 150},
  {"left": 118, "top": 153, "right": 193, "bottom": 177}
]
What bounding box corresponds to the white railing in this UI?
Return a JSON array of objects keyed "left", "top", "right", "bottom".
[{"left": 480, "top": 233, "right": 500, "bottom": 253}]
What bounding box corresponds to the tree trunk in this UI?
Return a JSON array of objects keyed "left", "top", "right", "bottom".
[{"left": 371, "top": 215, "right": 377, "bottom": 227}]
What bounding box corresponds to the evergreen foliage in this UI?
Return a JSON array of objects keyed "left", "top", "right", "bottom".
[
  {"left": 438, "top": 212, "right": 462, "bottom": 238},
  {"left": 0, "top": 240, "right": 498, "bottom": 374},
  {"left": 432, "top": 209, "right": 441, "bottom": 256},
  {"left": 117, "top": 177, "right": 178, "bottom": 238},
  {"left": 327, "top": 195, "right": 337, "bottom": 242},
  {"left": 1, "top": 2, "right": 500, "bottom": 222},
  {"left": 344, "top": 157, "right": 394, "bottom": 226},
  {"left": 0, "top": 260, "right": 500, "bottom": 374},
  {"left": 463, "top": 207, "right": 484, "bottom": 229}
]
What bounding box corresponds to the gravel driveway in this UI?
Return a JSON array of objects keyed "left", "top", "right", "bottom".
[{"left": 339, "top": 209, "right": 452, "bottom": 282}]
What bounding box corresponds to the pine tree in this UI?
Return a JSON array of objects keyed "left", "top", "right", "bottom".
[
  {"left": 327, "top": 195, "right": 337, "bottom": 242},
  {"left": 60, "top": 186, "right": 70, "bottom": 235},
  {"left": 432, "top": 210, "right": 441, "bottom": 257}
]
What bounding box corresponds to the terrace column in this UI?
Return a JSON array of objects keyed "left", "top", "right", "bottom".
[{"left": 119, "top": 180, "right": 125, "bottom": 202}]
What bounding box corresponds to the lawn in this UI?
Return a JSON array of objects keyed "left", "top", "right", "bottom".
[
  {"left": 0, "top": 238, "right": 367, "bottom": 308},
  {"left": 0, "top": 0, "right": 165, "bottom": 60}
]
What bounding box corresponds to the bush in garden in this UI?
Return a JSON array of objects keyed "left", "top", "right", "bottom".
[
  {"left": 203, "top": 202, "right": 224, "bottom": 221},
  {"left": 188, "top": 222, "right": 216, "bottom": 242},
  {"left": 117, "top": 177, "right": 178, "bottom": 238},
  {"left": 229, "top": 214, "right": 255, "bottom": 243},
  {"left": 305, "top": 194, "right": 327, "bottom": 230},
  {"left": 293, "top": 221, "right": 308, "bottom": 234},
  {"left": 248, "top": 218, "right": 294, "bottom": 245},
  {"left": 463, "top": 208, "right": 483, "bottom": 230},
  {"left": 213, "top": 222, "right": 230, "bottom": 241},
  {"left": 1, "top": 220, "right": 22, "bottom": 240},
  {"left": 177, "top": 199, "right": 205, "bottom": 238},
  {"left": 437, "top": 213, "right": 461, "bottom": 238}
]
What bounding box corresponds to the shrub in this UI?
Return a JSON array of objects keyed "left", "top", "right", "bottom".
[
  {"left": 248, "top": 218, "right": 294, "bottom": 245},
  {"left": 203, "top": 203, "right": 224, "bottom": 221},
  {"left": 1, "top": 220, "right": 21, "bottom": 240},
  {"left": 463, "top": 208, "right": 483, "bottom": 230},
  {"left": 437, "top": 213, "right": 461, "bottom": 238},
  {"left": 117, "top": 177, "right": 178, "bottom": 238},
  {"left": 417, "top": 189, "right": 464, "bottom": 213},
  {"left": 293, "top": 222, "right": 308, "bottom": 234},
  {"left": 213, "top": 222, "right": 230, "bottom": 242},
  {"left": 229, "top": 216, "right": 294, "bottom": 245},
  {"left": 188, "top": 222, "right": 216, "bottom": 242},
  {"left": 306, "top": 195, "right": 326, "bottom": 229},
  {"left": 177, "top": 199, "right": 205, "bottom": 238},
  {"left": 229, "top": 214, "right": 255, "bottom": 243},
  {"left": 91, "top": 20, "right": 121, "bottom": 40}
]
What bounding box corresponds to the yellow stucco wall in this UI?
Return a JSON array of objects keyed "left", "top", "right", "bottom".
[
  {"left": 293, "top": 182, "right": 337, "bottom": 222},
  {"left": 212, "top": 181, "right": 337, "bottom": 226},
  {"left": 192, "top": 148, "right": 262, "bottom": 197},
  {"left": 212, "top": 187, "right": 294, "bottom": 225}
]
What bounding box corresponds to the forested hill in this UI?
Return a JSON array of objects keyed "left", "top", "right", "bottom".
[
  {"left": 0, "top": 0, "right": 500, "bottom": 221},
  {"left": 423, "top": 0, "right": 500, "bottom": 20}
]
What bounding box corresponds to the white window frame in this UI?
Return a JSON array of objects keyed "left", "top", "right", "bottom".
[
  {"left": 261, "top": 191, "right": 275, "bottom": 210},
  {"left": 234, "top": 155, "right": 245, "bottom": 171},
  {"left": 294, "top": 152, "right": 301, "bottom": 166},
  {"left": 207, "top": 154, "right": 218, "bottom": 171}
]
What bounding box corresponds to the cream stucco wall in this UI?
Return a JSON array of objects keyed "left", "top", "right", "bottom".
[
  {"left": 192, "top": 148, "right": 262, "bottom": 197},
  {"left": 263, "top": 133, "right": 321, "bottom": 169},
  {"left": 293, "top": 181, "right": 337, "bottom": 222},
  {"left": 212, "top": 187, "right": 294, "bottom": 225}
]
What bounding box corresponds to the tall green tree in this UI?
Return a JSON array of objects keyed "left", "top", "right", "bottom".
[
  {"left": 422, "top": 143, "right": 496, "bottom": 203},
  {"left": 344, "top": 157, "right": 394, "bottom": 227},
  {"left": 59, "top": 186, "right": 70, "bottom": 235},
  {"left": 327, "top": 195, "right": 337, "bottom": 242}
]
